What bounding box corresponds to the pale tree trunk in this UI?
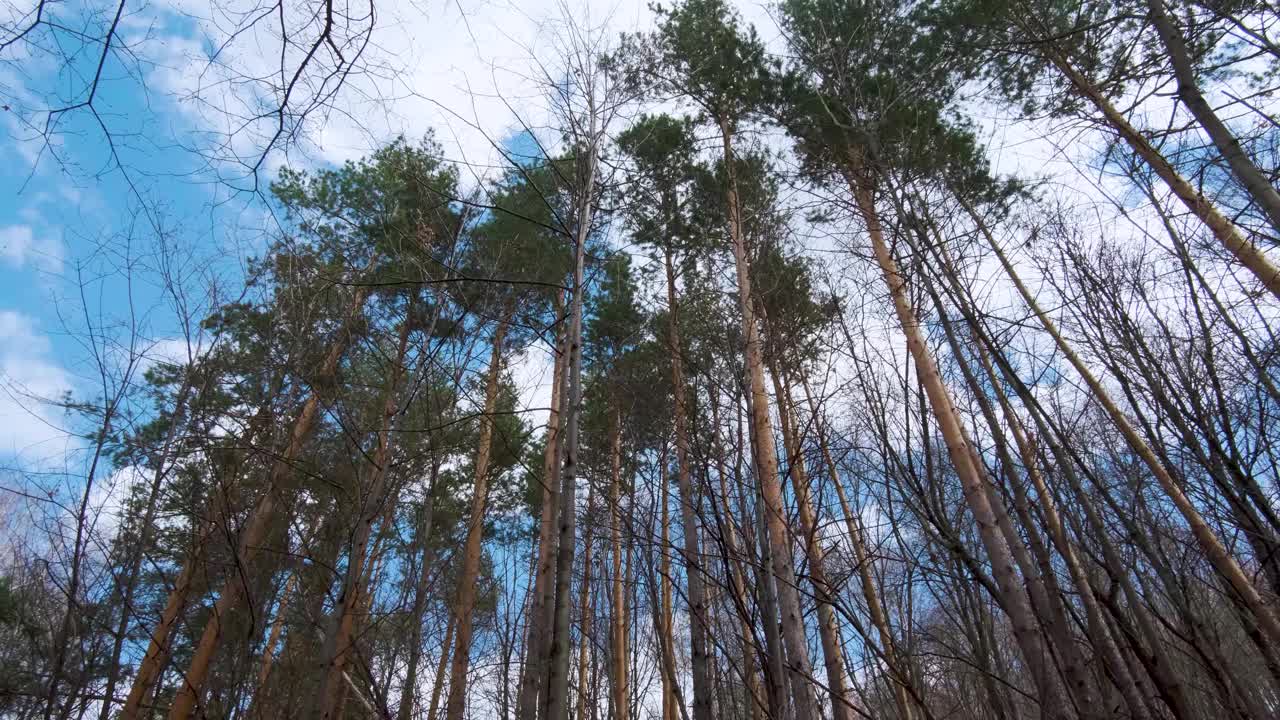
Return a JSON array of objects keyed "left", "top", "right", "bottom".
[
  {"left": 766, "top": 361, "right": 852, "bottom": 720},
  {"left": 964, "top": 193, "right": 1280, "bottom": 649},
  {"left": 845, "top": 173, "right": 1068, "bottom": 718},
  {"left": 800, "top": 379, "right": 918, "bottom": 720},
  {"left": 544, "top": 130, "right": 596, "bottom": 720},
  {"left": 918, "top": 233, "right": 1155, "bottom": 720},
  {"left": 719, "top": 120, "right": 820, "bottom": 720},
  {"left": 607, "top": 407, "right": 629, "bottom": 720},
  {"left": 317, "top": 309, "right": 416, "bottom": 719},
  {"left": 1145, "top": 0, "right": 1280, "bottom": 236},
  {"left": 167, "top": 282, "right": 373, "bottom": 720},
  {"left": 707, "top": 390, "right": 766, "bottom": 720},
  {"left": 576, "top": 483, "right": 596, "bottom": 720},
  {"left": 661, "top": 246, "right": 716, "bottom": 720},
  {"left": 518, "top": 294, "right": 567, "bottom": 720},
  {"left": 398, "top": 461, "right": 442, "bottom": 720},
  {"left": 1029, "top": 31, "right": 1280, "bottom": 299},
  {"left": 443, "top": 306, "right": 514, "bottom": 720},
  {"left": 99, "top": 372, "right": 198, "bottom": 720},
  {"left": 428, "top": 613, "right": 456, "bottom": 720}
]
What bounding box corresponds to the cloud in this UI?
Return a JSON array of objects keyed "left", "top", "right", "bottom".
[
  {"left": 0, "top": 223, "right": 63, "bottom": 273},
  {"left": 0, "top": 310, "right": 75, "bottom": 458}
]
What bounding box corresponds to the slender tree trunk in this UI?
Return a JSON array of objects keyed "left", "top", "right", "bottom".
[
  {"left": 166, "top": 282, "right": 372, "bottom": 720},
  {"left": 576, "top": 484, "right": 596, "bottom": 720},
  {"left": 607, "top": 407, "right": 629, "bottom": 720},
  {"left": 428, "top": 613, "right": 456, "bottom": 720},
  {"left": 845, "top": 172, "right": 1068, "bottom": 718},
  {"left": 800, "top": 379, "right": 917, "bottom": 720},
  {"left": 317, "top": 309, "right": 416, "bottom": 719},
  {"left": 1032, "top": 36, "right": 1280, "bottom": 298},
  {"left": 1144, "top": 0, "right": 1280, "bottom": 236},
  {"left": 659, "top": 447, "right": 678, "bottom": 720},
  {"left": 518, "top": 295, "right": 568, "bottom": 720},
  {"left": 443, "top": 306, "right": 513, "bottom": 720},
  {"left": 660, "top": 246, "right": 716, "bottom": 720},
  {"left": 544, "top": 133, "right": 597, "bottom": 720},
  {"left": 399, "top": 462, "right": 441, "bottom": 720},
  {"left": 767, "top": 363, "right": 852, "bottom": 720},
  {"left": 720, "top": 120, "right": 820, "bottom": 720},
  {"left": 965, "top": 193, "right": 1280, "bottom": 648}
]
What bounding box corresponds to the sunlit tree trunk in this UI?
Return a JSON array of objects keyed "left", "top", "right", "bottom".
[
  {"left": 166, "top": 281, "right": 374, "bottom": 720},
  {"left": 443, "top": 304, "right": 514, "bottom": 720}
]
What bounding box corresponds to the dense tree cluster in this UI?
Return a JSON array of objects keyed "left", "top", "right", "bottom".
[{"left": 3, "top": 0, "right": 1280, "bottom": 718}]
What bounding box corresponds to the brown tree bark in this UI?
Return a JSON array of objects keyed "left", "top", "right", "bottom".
[
  {"left": 443, "top": 306, "right": 513, "bottom": 720},
  {"left": 660, "top": 245, "right": 716, "bottom": 720},
  {"left": 966, "top": 194, "right": 1280, "bottom": 649},
  {"left": 316, "top": 308, "right": 416, "bottom": 719},
  {"left": 167, "top": 281, "right": 373, "bottom": 720},
  {"left": 1144, "top": 0, "right": 1280, "bottom": 236},
  {"left": 845, "top": 171, "right": 1068, "bottom": 718},
  {"left": 517, "top": 295, "right": 567, "bottom": 720},
  {"left": 607, "top": 407, "right": 629, "bottom": 720},
  {"left": 719, "top": 121, "right": 820, "bottom": 720}
]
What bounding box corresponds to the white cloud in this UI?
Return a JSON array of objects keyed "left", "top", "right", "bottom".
[
  {"left": 0, "top": 310, "right": 75, "bottom": 458},
  {"left": 0, "top": 223, "right": 63, "bottom": 272}
]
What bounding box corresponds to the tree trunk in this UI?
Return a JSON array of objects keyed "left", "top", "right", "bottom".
[
  {"left": 966, "top": 193, "right": 1280, "bottom": 649},
  {"left": 1034, "top": 36, "right": 1280, "bottom": 299},
  {"left": 398, "top": 461, "right": 442, "bottom": 720},
  {"left": 607, "top": 406, "right": 629, "bottom": 720},
  {"left": 518, "top": 295, "right": 568, "bottom": 720},
  {"left": 661, "top": 246, "right": 716, "bottom": 720},
  {"left": 1144, "top": 0, "right": 1280, "bottom": 237},
  {"left": 544, "top": 134, "right": 597, "bottom": 720},
  {"left": 576, "top": 483, "right": 596, "bottom": 720},
  {"left": 845, "top": 172, "right": 1068, "bottom": 718},
  {"left": 167, "top": 281, "right": 373, "bottom": 720},
  {"left": 767, "top": 363, "right": 852, "bottom": 720},
  {"left": 317, "top": 309, "right": 416, "bottom": 719},
  {"left": 443, "top": 306, "right": 513, "bottom": 720},
  {"left": 720, "top": 120, "right": 820, "bottom": 720},
  {"left": 801, "top": 379, "right": 918, "bottom": 720}
]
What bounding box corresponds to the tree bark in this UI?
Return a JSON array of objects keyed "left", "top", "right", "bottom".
[
  {"left": 167, "top": 281, "right": 373, "bottom": 720},
  {"left": 966, "top": 193, "right": 1280, "bottom": 649},
  {"left": 1145, "top": 0, "right": 1280, "bottom": 237},
  {"left": 720, "top": 121, "right": 820, "bottom": 720},
  {"left": 443, "top": 306, "right": 513, "bottom": 720}
]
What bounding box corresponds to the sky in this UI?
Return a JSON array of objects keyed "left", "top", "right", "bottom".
[{"left": 0, "top": 0, "right": 1114, "bottom": 469}]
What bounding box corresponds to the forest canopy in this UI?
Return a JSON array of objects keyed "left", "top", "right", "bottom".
[{"left": 2, "top": 0, "right": 1280, "bottom": 719}]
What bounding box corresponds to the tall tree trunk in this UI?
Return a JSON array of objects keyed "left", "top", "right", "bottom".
[
  {"left": 720, "top": 120, "right": 820, "bottom": 720},
  {"left": 800, "top": 379, "right": 918, "bottom": 720},
  {"left": 544, "top": 134, "right": 596, "bottom": 720},
  {"left": 964, "top": 193, "right": 1280, "bottom": 649},
  {"left": 767, "top": 362, "right": 852, "bottom": 720},
  {"left": 317, "top": 308, "right": 416, "bottom": 719},
  {"left": 607, "top": 407, "right": 629, "bottom": 720},
  {"left": 120, "top": 371, "right": 285, "bottom": 720},
  {"left": 845, "top": 171, "right": 1068, "bottom": 718},
  {"left": 518, "top": 295, "right": 568, "bottom": 720},
  {"left": 1144, "top": 0, "right": 1280, "bottom": 236},
  {"left": 428, "top": 613, "right": 456, "bottom": 720},
  {"left": 443, "top": 306, "right": 513, "bottom": 720},
  {"left": 658, "top": 447, "right": 678, "bottom": 720},
  {"left": 576, "top": 483, "right": 596, "bottom": 720},
  {"left": 1030, "top": 32, "right": 1280, "bottom": 299},
  {"left": 167, "top": 282, "right": 373, "bottom": 720},
  {"left": 99, "top": 371, "right": 198, "bottom": 720},
  {"left": 660, "top": 246, "right": 716, "bottom": 720},
  {"left": 398, "top": 461, "right": 442, "bottom": 720}
]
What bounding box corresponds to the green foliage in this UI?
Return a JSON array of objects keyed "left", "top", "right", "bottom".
[{"left": 621, "top": 0, "right": 775, "bottom": 129}]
